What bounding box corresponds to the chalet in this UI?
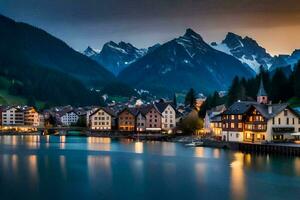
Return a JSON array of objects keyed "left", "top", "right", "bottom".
[
  {"left": 222, "top": 79, "right": 300, "bottom": 142},
  {"left": 89, "top": 107, "right": 116, "bottom": 130}
]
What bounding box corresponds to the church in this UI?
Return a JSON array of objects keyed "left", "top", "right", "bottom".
[{"left": 221, "top": 79, "right": 300, "bottom": 143}]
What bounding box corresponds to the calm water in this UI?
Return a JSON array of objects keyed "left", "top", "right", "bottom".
[{"left": 0, "top": 136, "right": 300, "bottom": 200}]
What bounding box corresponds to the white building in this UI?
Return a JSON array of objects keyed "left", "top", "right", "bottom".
[
  {"left": 89, "top": 107, "right": 115, "bottom": 130},
  {"left": 59, "top": 111, "right": 79, "bottom": 126},
  {"left": 154, "top": 100, "right": 176, "bottom": 133},
  {"left": 1, "top": 107, "right": 24, "bottom": 126}
]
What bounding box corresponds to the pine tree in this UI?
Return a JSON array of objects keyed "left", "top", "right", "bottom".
[
  {"left": 173, "top": 94, "right": 177, "bottom": 108},
  {"left": 185, "top": 88, "right": 196, "bottom": 108},
  {"left": 270, "top": 69, "right": 290, "bottom": 103},
  {"left": 293, "top": 62, "right": 300, "bottom": 98}
]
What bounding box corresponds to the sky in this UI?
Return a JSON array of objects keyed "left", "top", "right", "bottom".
[{"left": 0, "top": 0, "right": 299, "bottom": 55}]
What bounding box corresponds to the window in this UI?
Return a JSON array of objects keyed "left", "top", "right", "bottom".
[
  {"left": 272, "top": 118, "right": 275, "bottom": 125},
  {"left": 287, "top": 118, "right": 289, "bottom": 125},
  {"left": 236, "top": 133, "right": 239, "bottom": 138},
  {"left": 278, "top": 118, "right": 281, "bottom": 125},
  {"left": 230, "top": 123, "right": 234, "bottom": 129},
  {"left": 284, "top": 110, "right": 288, "bottom": 116},
  {"left": 292, "top": 118, "right": 295, "bottom": 125},
  {"left": 238, "top": 123, "right": 242, "bottom": 129},
  {"left": 238, "top": 115, "right": 242, "bottom": 120},
  {"left": 231, "top": 115, "right": 235, "bottom": 120}
]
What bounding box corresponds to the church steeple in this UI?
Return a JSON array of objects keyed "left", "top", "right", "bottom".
[{"left": 257, "top": 78, "right": 268, "bottom": 104}]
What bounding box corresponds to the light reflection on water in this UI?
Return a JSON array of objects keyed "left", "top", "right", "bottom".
[{"left": 0, "top": 135, "right": 299, "bottom": 199}]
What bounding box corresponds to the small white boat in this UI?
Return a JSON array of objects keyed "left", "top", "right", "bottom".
[{"left": 185, "top": 141, "right": 204, "bottom": 147}]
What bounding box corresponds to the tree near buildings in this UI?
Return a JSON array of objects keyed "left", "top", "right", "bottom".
[{"left": 185, "top": 88, "right": 196, "bottom": 108}]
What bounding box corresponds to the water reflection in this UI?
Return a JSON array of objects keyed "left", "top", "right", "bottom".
[
  {"left": 60, "top": 155, "right": 67, "bottom": 179},
  {"left": 27, "top": 155, "right": 39, "bottom": 188},
  {"left": 195, "top": 163, "right": 207, "bottom": 185},
  {"left": 294, "top": 157, "right": 300, "bottom": 176},
  {"left": 230, "top": 153, "right": 246, "bottom": 200},
  {"left": 213, "top": 149, "right": 220, "bottom": 159},
  {"left": 87, "top": 137, "right": 111, "bottom": 151},
  {"left": 135, "top": 142, "right": 144, "bottom": 154},
  {"left": 60, "top": 136, "right": 66, "bottom": 149},
  {"left": 162, "top": 142, "right": 176, "bottom": 156},
  {"left": 88, "top": 155, "right": 112, "bottom": 187},
  {"left": 194, "top": 147, "right": 204, "bottom": 158}
]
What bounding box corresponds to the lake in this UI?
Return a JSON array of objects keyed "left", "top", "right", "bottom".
[{"left": 0, "top": 135, "right": 300, "bottom": 200}]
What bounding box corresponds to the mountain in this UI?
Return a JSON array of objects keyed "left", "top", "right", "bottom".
[
  {"left": 118, "top": 29, "right": 255, "bottom": 95},
  {"left": 0, "top": 14, "right": 113, "bottom": 106},
  {"left": 211, "top": 32, "right": 273, "bottom": 73},
  {"left": 84, "top": 41, "right": 147, "bottom": 75},
  {"left": 0, "top": 14, "right": 115, "bottom": 88},
  {"left": 83, "top": 46, "right": 100, "bottom": 57}
]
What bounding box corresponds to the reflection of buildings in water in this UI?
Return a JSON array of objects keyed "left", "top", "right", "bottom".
[
  {"left": 135, "top": 142, "right": 143, "bottom": 154},
  {"left": 12, "top": 154, "right": 18, "bottom": 174},
  {"left": 213, "top": 149, "right": 220, "bottom": 159},
  {"left": 87, "top": 137, "right": 111, "bottom": 151},
  {"left": 26, "top": 135, "right": 40, "bottom": 149},
  {"left": 60, "top": 155, "right": 67, "bottom": 179},
  {"left": 194, "top": 147, "right": 205, "bottom": 158},
  {"left": 161, "top": 142, "right": 176, "bottom": 156},
  {"left": 60, "top": 136, "right": 66, "bottom": 149},
  {"left": 230, "top": 153, "right": 246, "bottom": 200},
  {"left": 28, "top": 155, "right": 39, "bottom": 188},
  {"left": 87, "top": 156, "right": 112, "bottom": 186},
  {"left": 195, "top": 162, "right": 207, "bottom": 185},
  {"left": 294, "top": 157, "right": 300, "bottom": 176},
  {"left": 133, "top": 159, "right": 144, "bottom": 181}
]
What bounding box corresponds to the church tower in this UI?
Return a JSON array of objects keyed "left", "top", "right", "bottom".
[{"left": 257, "top": 78, "right": 268, "bottom": 104}]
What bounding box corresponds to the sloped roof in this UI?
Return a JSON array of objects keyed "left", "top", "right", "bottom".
[
  {"left": 224, "top": 101, "right": 299, "bottom": 120},
  {"left": 90, "top": 107, "right": 116, "bottom": 117},
  {"left": 154, "top": 101, "right": 176, "bottom": 113}
]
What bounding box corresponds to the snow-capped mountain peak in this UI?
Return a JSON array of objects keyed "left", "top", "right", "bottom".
[
  {"left": 83, "top": 46, "right": 100, "bottom": 57},
  {"left": 211, "top": 32, "right": 273, "bottom": 73}
]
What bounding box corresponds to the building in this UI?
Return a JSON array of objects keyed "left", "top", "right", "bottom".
[
  {"left": 145, "top": 105, "right": 162, "bottom": 132},
  {"left": 23, "top": 107, "right": 40, "bottom": 127},
  {"left": 1, "top": 106, "right": 24, "bottom": 126},
  {"left": 136, "top": 107, "right": 147, "bottom": 132},
  {"left": 118, "top": 108, "right": 137, "bottom": 131},
  {"left": 210, "top": 114, "right": 222, "bottom": 137},
  {"left": 89, "top": 107, "right": 116, "bottom": 130},
  {"left": 204, "top": 104, "right": 226, "bottom": 134},
  {"left": 154, "top": 100, "right": 176, "bottom": 133},
  {"left": 58, "top": 111, "right": 79, "bottom": 126},
  {"left": 222, "top": 79, "right": 300, "bottom": 142}
]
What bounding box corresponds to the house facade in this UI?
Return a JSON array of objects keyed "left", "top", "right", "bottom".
[
  {"left": 1, "top": 107, "right": 24, "bottom": 126},
  {"left": 89, "top": 107, "right": 115, "bottom": 130},
  {"left": 155, "top": 101, "right": 176, "bottom": 133},
  {"left": 24, "top": 107, "right": 40, "bottom": 127},
  {"left": 118, "top": 108, "right": 137, "bottom": 131},
  {"left": 145, "top": 105, "right": 162, "bottom": 131},
  {"left": 59, "top": 111, "right": 79, "bottom": 126},
  {"left": 222, "top": 79, "right": 300, "bottom": 142}
]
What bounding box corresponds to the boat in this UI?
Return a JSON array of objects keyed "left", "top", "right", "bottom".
[{"left": 185, "top": 141, "right": 204, "bottom": 147}]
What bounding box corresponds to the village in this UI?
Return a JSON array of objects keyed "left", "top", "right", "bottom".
[{"left": 0, "top": 79, "right": 300, "bottom": 146}]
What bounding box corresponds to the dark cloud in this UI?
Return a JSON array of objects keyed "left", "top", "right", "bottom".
[{"left": 0, "top": 0, "right": 299, "bottom": 54}]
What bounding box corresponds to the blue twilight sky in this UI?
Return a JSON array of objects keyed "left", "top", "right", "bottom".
[{"left": 0, "top": 0, "right": 299, "bottom": 55}]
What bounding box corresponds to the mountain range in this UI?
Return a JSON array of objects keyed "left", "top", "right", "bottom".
[
  {"left": 84, "top": 29, "right": 300, "bottom": 95},
  {"left": 1, "top": 13, "right": 299, "bottom": 103},
  {"left": 0, "top": 14, "right": 115, "bottom": 106}
]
